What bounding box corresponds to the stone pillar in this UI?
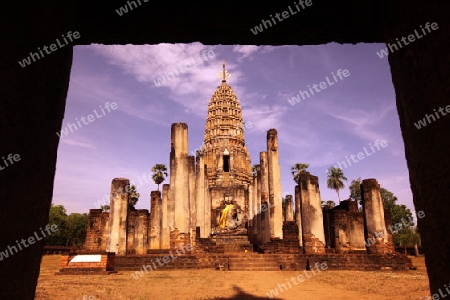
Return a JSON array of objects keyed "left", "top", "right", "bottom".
[
  {"left": 248, "top": 176, "right": 254, "bottom": 234},
  {"left": 361, "top": 178, "right": 390, "bottom": 254},
  {"left": 149, "top": 191, "right": 161, "bottom": 249},
  {"left": 256, "top": 165, "right": 262, "bottom": 243},
  {"left": 204, "top": 169, "right": 211, "bottom": 237},
  {"left": 195, "top": 151, "right": 206, "bottom": 237},
  {"left": 260, "top": 152, "right": 270, "bottom": 244},
  {"left": 261, "top": 201, "right": 271, "bottom": 244},
  {"left": 188, "top": 155, "right": 195, "bottom": 232},
  {"left": 169, "top": 122, "right": 189, "bottom": 233},
  {"left": 295, "top": 185, "right": 303, "bottom": 247},
  {"left": 135, "top": 210, "right": 149, "bottom": 254},
  {"left": 267, "top": 129, "right": 283, "bottom": 239},
  {"left": 106, "top": 178, "right": 129, "bottom": 255},
  {"left": 252, "top": 172, "right": 259, "bottom": 241},
  {"left": 285, "top": 194, "right": 294, "bottom": 222},
  {"left": 298, "top": 172, "right": 325, "bottom": 253},
  {"left": 167, "top": 181, "right": 175, "bottom": 232},
  {"left": 160, "top": 184, "right": 170, "bottom": 249}
]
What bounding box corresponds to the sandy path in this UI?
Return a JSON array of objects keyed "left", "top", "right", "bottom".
[{"left": 35, "top": 256, "right": 430, "bottom": 300}]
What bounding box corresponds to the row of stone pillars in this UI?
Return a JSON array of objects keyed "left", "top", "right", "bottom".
[
  {"left": 103, "top": 178, "right": 169, "bottom": 255},
  {"left": 169, "top": 122, "right": 211, "bottom": 240},
  {"left": 280, "top": 175, "right": 392, "bottom": 254},
  {"left": 103, "top": 123, "right": 199, "bottom": 255},
  {"left": 104, "top": 122, "right": 390, "bottom": 255},
  {"left": 248, "top": 129, "right": 284, "bottom": 243}
]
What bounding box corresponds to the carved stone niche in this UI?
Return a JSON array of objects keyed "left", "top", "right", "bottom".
[{"left": 213, "top": 202, "right": 247, "bottom": 236}]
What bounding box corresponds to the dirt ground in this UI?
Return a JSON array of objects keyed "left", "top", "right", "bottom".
[{"left": 35, "top": 255, "right": 430, "bottom": 300}]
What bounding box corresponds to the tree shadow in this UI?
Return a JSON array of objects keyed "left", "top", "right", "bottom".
[{"left": 210, "top": 285, "right": 283, "bottom": 299}]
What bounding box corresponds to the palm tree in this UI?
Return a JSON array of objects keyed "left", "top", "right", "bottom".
[
  {"left": 291, "top": 163, "right": 310, "bottom": 184},
  {"left": 128, "top": 185, "right": 140, "bottom": 208},
  {"left": 151, "top": 164, "right": 168, "bottom": 191},
  {"left": 326, "top": 167, "right": 348, "bottom": 203}
]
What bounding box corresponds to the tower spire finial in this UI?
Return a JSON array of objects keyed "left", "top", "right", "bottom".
[{"left": 218, "top": 61, "right": 231, "bottom": 82}]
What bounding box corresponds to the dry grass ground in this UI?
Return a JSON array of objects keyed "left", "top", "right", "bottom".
[{"left": 35, "top": 255, "right": 430, "bottom": 300}]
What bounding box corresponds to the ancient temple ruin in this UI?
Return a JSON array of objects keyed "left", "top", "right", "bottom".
[{"left": 83, "top": 64, "right": 409, "bottom": 270}]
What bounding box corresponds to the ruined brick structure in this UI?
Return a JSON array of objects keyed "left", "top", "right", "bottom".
[
  {"left": 323, "top": 200, "right": 366, "bottom": 253},
  {"left": 83, "top": 64, "right": 400, "bottom": 266}
]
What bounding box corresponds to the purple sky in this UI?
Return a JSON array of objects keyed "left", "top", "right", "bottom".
[{"left": 53, "top": 43, "right": 415, "bottom": 219}]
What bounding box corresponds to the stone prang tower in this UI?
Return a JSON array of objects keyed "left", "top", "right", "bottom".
[{"left": 201, "top": 63, "right": 253, "bottom": 234}]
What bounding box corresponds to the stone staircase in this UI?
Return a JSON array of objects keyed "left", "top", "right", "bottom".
[
  {"left": 215, "top": 235, "right": 253, "bottom": 253},
  {"left": 226, "top": 253, "right": 282, "bottom": 271}
]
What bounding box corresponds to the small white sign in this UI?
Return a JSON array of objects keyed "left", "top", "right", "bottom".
[{"left": 70, "top": 255, "right": 102, "bottom": 263}]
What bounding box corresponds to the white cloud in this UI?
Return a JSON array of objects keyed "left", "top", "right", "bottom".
[
  {"left": 321, "top": 102, "right": 396, "bottom": 143},
  {"left": 244, "top": 104, "right": 288, "bottom": 132},
  {"left": 233, "top": 45, "right": 259, "bottom": 61},
  {"left": 89, "top": 43, "right": 230, "bottom": 116}
]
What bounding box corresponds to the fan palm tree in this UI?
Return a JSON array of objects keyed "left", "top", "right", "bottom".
[
  {"left": 151, "top": 164, "right": 168, "bottom": 191},
  {"left": 326, "top": 167, "right": 347, "bottom": 203},
  {"left": 291, "top": 163, "right": 310, "bottom": 184}
]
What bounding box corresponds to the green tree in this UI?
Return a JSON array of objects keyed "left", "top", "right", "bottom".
[
  {"left": 47, "top": 204, "right": 91, "bottom": 247},
  {"left": 151, "top": 164, "right": 168, "bottom": 191},
  {"left": 65, "top": 213, "right": 88, "bottom": 247},
  {"left": 379, "top": 187, "right": 413, "bottom": 227},
  {"left": 380, "top": 188, "right": 398, "bottom": 212},
  {"left": 291, "top": 163, "right": 310, "bottom": 184},
  {"left": 394, "top": 227, "right": 421, "bottom": 254},
  {"left": 326, "top": 167, "right": 347, "bottom": 203},
  {"left": 100, "top": 205, "right": 110, "bottom": 212},
  {"left": 377, "top": 186, "right": 419, "bottom": 248},
  {"left": 128, "top": 185, "right": 140, "bottom": 209},
  {"left": 47, "top": 204, "right": 68, "bottom": 246},
  {"left": 322, "top": 200, "right": 335, "bottom": 209},
  {"left": 348, "top": 177, "right": 362, "bottom": 203},
  {"left": 252, "top": 164, "right": 259, "bottom": 176}
]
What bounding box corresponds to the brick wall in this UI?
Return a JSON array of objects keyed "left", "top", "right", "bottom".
[
  {"left": 83, "top": 209, "right": 109, "bottom": 252},
  {"left": 58, "top": 252, "right": 115, "bottom": 274},
  {"left": 114, "top": 253, "right": 412, "bottom": 271}
]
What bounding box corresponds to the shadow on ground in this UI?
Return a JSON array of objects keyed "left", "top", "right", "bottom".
[{"left": 210, "top": 285, "right": 281, "bottom": 299}]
